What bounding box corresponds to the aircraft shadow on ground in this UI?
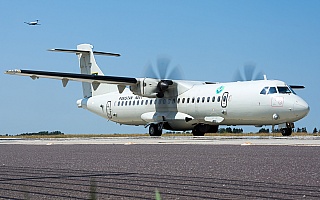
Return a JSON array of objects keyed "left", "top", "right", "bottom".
[{"left": 0, "top": 166, "right": 319, "bottom": 199}]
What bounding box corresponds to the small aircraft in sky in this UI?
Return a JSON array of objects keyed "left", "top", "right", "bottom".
[
  {"left": 24, "top": 20, "right": 40, "bottom": 26},
  {"left": 5, "top": 44, "right": 310, "bottom": 136}
]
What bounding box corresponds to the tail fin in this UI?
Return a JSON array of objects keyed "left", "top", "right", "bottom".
[{"left": 51, "top": 44, "right": 120, "bottom": 97}]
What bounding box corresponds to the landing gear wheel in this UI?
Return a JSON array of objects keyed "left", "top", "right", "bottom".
[
  {"left": 149, "top": 124, "right": 162, "bottom": 136},
  {"left": 192, "top": 124, "right": 210, "bottom": 136},
  {"left": 281, "top": 128, "right": 292, "bottom": 136},
  {"left": 208, "top": 125, "right": 219, "bottom": 133},
  {"left": 192, "top": 129, "right": 205, "bottom": 136}
]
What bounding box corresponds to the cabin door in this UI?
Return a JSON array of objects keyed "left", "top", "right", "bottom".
[
  {"left": 106, "top": 101, "right": 112, "bottom": 118},
  {"left": 221, "top": 92, "right": 229, "bottom": 108}
]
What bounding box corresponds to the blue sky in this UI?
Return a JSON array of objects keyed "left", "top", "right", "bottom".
[{"left": 1, "top": 0, "right": 319, "bottom": 134}]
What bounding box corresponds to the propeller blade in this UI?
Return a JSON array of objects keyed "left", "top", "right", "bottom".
[
  {"left": 144, "top": 62, "right": 158, "bottom": 79},
  {"left": 254, "top": 70, "right": 265, "bottom": 80},
  {"left": 157, "top": 57, "right": 171, "bottom": 79},
  {"left": 244, "top": 64, "right": 255, "bottom": 81},
  {"left": 166, "top": 65, "right": 183, "bottom": 80},
  {"left": 233, "top": 68, "right": 244, "bottom": 81},
  {"left": 233, "top": 63, "right": 264, "bottom": 81}
]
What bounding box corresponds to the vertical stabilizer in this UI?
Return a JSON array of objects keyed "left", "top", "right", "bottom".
[{"left": 76, "top": 44, "right": 118, "bottom": 97}]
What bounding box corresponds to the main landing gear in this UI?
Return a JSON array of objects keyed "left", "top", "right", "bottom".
[
  {"left": 192, "top": 124, "right": 219, "bottom": 136},
  {"left": 149, "top": 123, "right": 163, "bottom": 136},
  {"left": 280, "top": 123, "right": 294, "bottom": 136}
]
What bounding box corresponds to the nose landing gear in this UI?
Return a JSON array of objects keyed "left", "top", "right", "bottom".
[{"left": 280, "top": 123, "right": 294, "bottom": 136}]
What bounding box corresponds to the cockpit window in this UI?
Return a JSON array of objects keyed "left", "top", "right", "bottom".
[
  {"left": 268, "top": 87, "right": 277, "bottom": 94},
  {"left": 260, "top": 87, "right": 269, "bottom": 95},
  {"left": 277, "top": 86, "right": 291, "bottom": 94},
  {"left": 288, "top": 85, "right": 297, "bottom": 95},
  {"left": 261, "top": 86, "right": 295, "bottom": 95}
]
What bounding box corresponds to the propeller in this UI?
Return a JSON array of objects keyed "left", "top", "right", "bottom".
[
  {"left": 144, "top": 56, "right": 183, "bottom": 80},
  {"left": 144, "top": 56, "right": 183, "bottom": 98},
  {"left": 233, "top": 63, "right": 265, "bottom": 81}
]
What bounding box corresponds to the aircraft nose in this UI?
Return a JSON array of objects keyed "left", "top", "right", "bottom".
[{"left": 294, "top": 99, "right": 310, "bottom": 118}]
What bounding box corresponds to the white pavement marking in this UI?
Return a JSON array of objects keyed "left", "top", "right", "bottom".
[{"left": 1, "top": 136, "right": 320, "bottom": 146}]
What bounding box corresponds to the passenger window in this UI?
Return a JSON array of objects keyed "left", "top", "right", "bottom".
[
  {"left": 202, "top": 97, "right": 205, "bottom": 103},
  {"left": 172, "top": 99, "right": 176, "bottom": 104},
  {"left": 133, "top": 101, "right": 135, "bottom": 106},
  {"left": 121, "top": 101, "right": 124, "bottom": 106},
  {"left": 154, "top": 99, "right": 157, "bottom": 104},
  {"left": 207, "top": 97, "right": 210, "bottom": 102},
  {"left": 268, "top": 87, "right": 277, "bottom": 94},
  {"left": 197, "top": 97, "right": 200, "bottom": 103},
  {"left": 260, "top": 87, "right": 269, "bottom": 95},
  {"left": 145, "top": 100, "right": 148, "bottom": 105},
  {"left": 192, "top": 98, "right": 195, "bottom": 103},
  {"left": 182, "top": 98, "right": 185, "bottom": 103},
  {"left": 129, "top": 101, "right": 131, "bottom": 106},
  {"left": 212, "top": 96, "right": 215, "bottom": 102},
  {"left": 163, "top": 99, "right": 166, "bottom": 104},
  {"left": 141, "top": 100, "right": 144, "bottom": 105},
  {"left": 217, "top": 96, "right": 221, "bottom": 102},
  {"left": 177, "top": 98, "right": 180, "bottom": 104},
  {"left": 168, "top": 99, "right": 171, "bottom": 104},
  {"left": 137, "top": 100, "right": 139, "bottom": 106},
  {"left": 187, "top": 98, "right": 190, "bottom": 103},
  {"left": 125, "top": 101, "right": 128, "bottom": 106},
  {"left": 118, "top": 101, "right": 120, "bottom": 106},
  {"left": 277, "top": 86, "right": 291, "bottom": 94},
  {"left": 150, "top": 100, "right": 153, "bottom": 104}
]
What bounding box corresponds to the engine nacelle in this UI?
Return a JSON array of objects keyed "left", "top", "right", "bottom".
[{"left": 130, "top": 78, "right": 159, "bottom": 98}]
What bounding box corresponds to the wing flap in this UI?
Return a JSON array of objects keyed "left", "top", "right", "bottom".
[{"left": 5, "top": 69, "right": 137, "bottom": 85}]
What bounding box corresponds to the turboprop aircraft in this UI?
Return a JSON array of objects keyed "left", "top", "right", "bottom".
[{"left": 5, "top": 44, "right": 309, "bottom": 136}]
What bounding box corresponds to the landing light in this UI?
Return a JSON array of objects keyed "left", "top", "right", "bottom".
[{"left": 273, "top": 113, "right": 279, "bottom": 120}]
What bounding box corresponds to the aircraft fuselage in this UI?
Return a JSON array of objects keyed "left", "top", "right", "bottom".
[{"left": 81, "top": 79, "right": 309, "bottom": 131}]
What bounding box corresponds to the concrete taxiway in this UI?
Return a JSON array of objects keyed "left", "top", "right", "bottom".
[
  {"left": 1, "top": 136, "right": 320, "bottom": 146},
  {"left": 1, "top": 142, "right": 320, "bottom": 199}
]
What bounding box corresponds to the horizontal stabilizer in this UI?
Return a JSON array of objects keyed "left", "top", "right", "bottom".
[{"left": 48, "top": 48, "right": 121, "bottom": 57}]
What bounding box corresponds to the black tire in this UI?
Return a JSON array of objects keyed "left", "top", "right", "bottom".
[
  {"left": 208, "top": 125, "right": 219, "bottom": 133},
  {"left": 281, "top": 128, "right": 292, "bottom": 136},
  {"left": 192, "top": 129, "right": 205, "bottom": 136},
  {"left": 192, "top": 124, "right": 212, "bottom": 136},
  {"left": 149, "top": 124, "right": 162, "bottom": 136}
]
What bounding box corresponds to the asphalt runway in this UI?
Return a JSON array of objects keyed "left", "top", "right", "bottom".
[{"left": 0, "top": 137, "right": 320, "bottom": 199}]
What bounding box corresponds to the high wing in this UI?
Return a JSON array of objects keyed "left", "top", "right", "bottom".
[
  {"left": 289, "top": 85, "right": 305, "bottom": 89},
  {"left": 5, "top": 69, "right": 137, "bottom": 87},
  {"left": 4, "top": 44, "right": 193, "bottom": 98}
]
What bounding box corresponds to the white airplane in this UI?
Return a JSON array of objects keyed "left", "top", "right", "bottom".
[
  {"left": 24, "top": 20, "right": 40, "bottom": 26},
  {"left": 5, "top": 44, "right": 310, "bottom": 136}
]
